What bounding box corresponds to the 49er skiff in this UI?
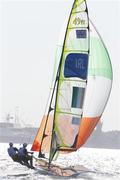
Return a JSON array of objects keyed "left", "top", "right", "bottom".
[{"left": 31, "top": 0, "right": 113, "bottom": 177}]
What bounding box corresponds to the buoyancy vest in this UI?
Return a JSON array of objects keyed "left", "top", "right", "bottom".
[
  {"left": 8, "top": 147, "right": 17, "bottom": 157},
  {"left": 18, "top": 147, "right": 27, "bottom": 157}
]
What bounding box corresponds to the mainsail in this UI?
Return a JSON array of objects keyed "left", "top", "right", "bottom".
[{"left": 31, "top": 0, "right": 113, "bottom": 165}]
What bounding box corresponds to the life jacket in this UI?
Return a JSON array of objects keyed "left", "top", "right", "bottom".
[
  {"left": 8, "top": 147, "right": 17, "bottom": 157},
  {"left": 18, "top": 147, "right": 26, "bottom": 157}
]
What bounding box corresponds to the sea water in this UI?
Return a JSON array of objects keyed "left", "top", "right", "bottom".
[{"left": 0, "top": 143, "right": 120, "bottom": 180}]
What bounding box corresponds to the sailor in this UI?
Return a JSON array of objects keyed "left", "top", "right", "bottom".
[
  {"left": 18, "top": 143, "right": 34, "bottom": 168},
  {"left": 7, "top": 142, "right": 19, "bottom": 162}
]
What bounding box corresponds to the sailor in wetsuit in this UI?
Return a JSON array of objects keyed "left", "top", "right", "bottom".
[
  {"left": 18, "top": 143, "right": 34, "bottom": 168},
  {"left": 7, "top": 142, "right": 19, "bottom": 162}
]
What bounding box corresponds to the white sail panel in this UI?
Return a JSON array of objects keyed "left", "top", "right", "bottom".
[
  {"left": 56, "top": 80, "right": 86, "bottom": 116},
  {"left": 83, "top": 76, "right": 112, "bottom": 117},
  {"left": 65, "top": 28, "right": 89, "bottom": 52}
]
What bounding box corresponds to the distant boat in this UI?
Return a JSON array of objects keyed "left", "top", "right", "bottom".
[
  {"left": 0, "top": 111, "right": 21, "bottom": 129},
  {"left": 0, "top": 113, "right": 15, "bottom": 128},
  {"left": 31, "top": 0, "right": 113, "bottom": 176}
]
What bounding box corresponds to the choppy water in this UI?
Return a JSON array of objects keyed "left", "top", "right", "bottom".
[{"left": 0, "top": 143, "right": 120, "bottom": 180}]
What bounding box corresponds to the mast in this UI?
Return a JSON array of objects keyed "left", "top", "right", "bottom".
[{"left": 48, "top": 0, "right": 79, "bottom": 165}]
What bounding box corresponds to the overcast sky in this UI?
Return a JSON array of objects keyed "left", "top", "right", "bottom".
[{"left": 0, "top": 0, "right": 120, "bottom": 131}]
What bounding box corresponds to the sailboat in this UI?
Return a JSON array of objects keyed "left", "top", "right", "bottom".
[{"left": 31, "top": 0, "right": 113, "bottom": 176}]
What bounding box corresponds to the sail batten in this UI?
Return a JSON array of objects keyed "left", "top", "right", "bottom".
[
  {"left": 56, "top": 111, "right": 82, "bottom": 118},
  {"left": 72, "top": 10, "right": 86, "bottom": 14},
  {"left": 59, "top": 78, "right": 87, "bottom": 83}
]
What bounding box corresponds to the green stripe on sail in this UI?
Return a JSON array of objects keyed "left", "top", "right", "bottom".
[{"left": 88, "top": 37, "right": 113, "bottom": 80}]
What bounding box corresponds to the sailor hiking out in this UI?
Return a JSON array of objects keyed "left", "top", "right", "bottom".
[
  {"left": 7, "top": 142, "right": 19, "bottom": 162},
  {"left": 8, "top": 142, "right": 34, "bottom": 169},
  {"left": 18, "top": 143, "right": 34, "bottom": 168}
]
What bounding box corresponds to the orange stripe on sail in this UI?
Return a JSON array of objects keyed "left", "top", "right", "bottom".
[
  {"left": 31, "top": 140, "right": 41, "bottom": 151},
  {"left": 31, "top": 116, "right": 47, "bottom": 152},
  {"left": 76, "top": 116, "right": 100, "bottom": 149},
  {"left": 31, "top": 115, "right": 53, "bottom": 152}
]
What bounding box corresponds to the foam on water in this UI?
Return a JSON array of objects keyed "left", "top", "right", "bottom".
[{"left": 0, "top": 143, "right": 120, "bottom": 180}]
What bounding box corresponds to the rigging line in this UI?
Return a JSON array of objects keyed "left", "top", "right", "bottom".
[{"left": 48, "top": 0, "right": 79, "bottom": 165}]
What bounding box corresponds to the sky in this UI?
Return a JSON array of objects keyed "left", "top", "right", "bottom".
[{"left": 0, "top": 0, "right": 120, "bottom": 131}]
